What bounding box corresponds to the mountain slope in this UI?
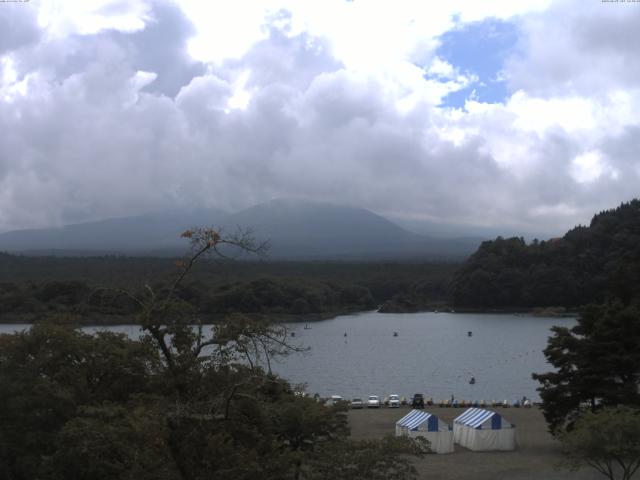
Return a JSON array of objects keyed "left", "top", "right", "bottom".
[
  {"left": 0, "top": 200, "right": 482, "bottom": 259},
  {"left": 0, "top": 209, "right": 226, "bottom": 254},
  {"left": 223, "top": 199, "right": 481, "bottom": 259}
]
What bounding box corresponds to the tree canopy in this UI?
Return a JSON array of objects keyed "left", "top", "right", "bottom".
[
  {"left": 0, "top": 228, "right": 424, "bottom": 480},
  {"left": 451, "top": 199, "right": 640, "bottom": 309},
  {"left": 561, "top": 407, "right": 640, "bottom": 480},
  {"left": 533, "top": 302, "right": 640, "bottom": 434}
]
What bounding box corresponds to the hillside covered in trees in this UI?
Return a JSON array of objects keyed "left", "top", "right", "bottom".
[
  {"left": 451, "top": 200, "right": 640, "bottom": 309},
  {"left": 0, "top": 255, "right": 456, "bottom": 323}
]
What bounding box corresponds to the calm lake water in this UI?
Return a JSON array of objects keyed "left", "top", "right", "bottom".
[{"left": 0, "top": 311, "right": 573, "bottom": 402}]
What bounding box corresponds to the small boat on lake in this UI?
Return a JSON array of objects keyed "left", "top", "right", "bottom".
[
  {"left": 393, "top": 331, "right": 398, "bottom": 337},
  {"left": 469, "top": 376, "right": 476, "bottom": 385}
]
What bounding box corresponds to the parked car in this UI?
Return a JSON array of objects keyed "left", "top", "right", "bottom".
[
  {"left": 325, "top": 395, "right": 344, "bottom": 407},
  {"left": 388, "top": 394, "right": 401, "bottom": 408},
  {"left": 367, "top": 395, "right": 381, "bottom": 408},
  {"left": 411, "top": 393, "right": 425, "bottom": 409},
  {"left": 350, "top": 397, "right": 364, "bottom": 409}
]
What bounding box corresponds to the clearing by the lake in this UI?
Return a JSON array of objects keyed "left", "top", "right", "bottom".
[{"left": 348, "top": 406, "right": 601, "bottom": 480}]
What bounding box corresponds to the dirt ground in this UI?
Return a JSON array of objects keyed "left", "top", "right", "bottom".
[{"left": 347, "top": 406, "right": 602, "bottom": 480}]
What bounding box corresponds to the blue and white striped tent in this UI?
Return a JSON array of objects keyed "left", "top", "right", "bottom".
[
  {"left": 395, "top": 410, "right": 454, "bottom": 453},
  {"left": 453, "top": 408, "right": 516, "bottom": 451}
]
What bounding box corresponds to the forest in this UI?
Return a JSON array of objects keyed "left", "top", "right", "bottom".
[
  {"left": 0, "top": 200, "right": 640, "bottom": 324},
  {"left": 0, "top": 254, "right": 456, "bottom": 323},
  {"left": 1, "top": 203, "right": 640, "bottom": 479},
  {"left": 450, "top": 200, "right": 640, "bottom": 309},
  {"left": 0, "top": 229, "right": 425, "bottom": 480},
  {"left": 2, "top": 200, "right": 640, "bottom": 323}
]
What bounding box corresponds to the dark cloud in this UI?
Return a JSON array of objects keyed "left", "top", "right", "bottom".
[
  {"left": 239, "top": 14, "right": 343, "bottom": 91},
  {"left": 113, "top": 0, "right": 206, "bottom": 97},
  {"left": 10, "top": 1, "right": 203, "bottom": 97}
]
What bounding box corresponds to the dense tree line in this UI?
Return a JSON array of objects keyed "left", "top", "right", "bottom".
[
  {"left": 451, "top": 200, "right": 640, "bottom": 309},
  {"left": 0, "top": 255, "right": 457, "bottom": 322},
  {"left": 0, "top": 277, "right": 376, "bottom": 323}
]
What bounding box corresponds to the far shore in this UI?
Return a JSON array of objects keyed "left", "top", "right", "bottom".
[{"left": 0, "top": 306, "right": 578, "bottom": 326}]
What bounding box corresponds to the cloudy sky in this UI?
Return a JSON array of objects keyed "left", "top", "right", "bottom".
[{"left": 1, "top": 0, "right": 639, "bottom": 237}]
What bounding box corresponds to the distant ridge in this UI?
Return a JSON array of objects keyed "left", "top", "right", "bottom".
[
  {"left": 0, "top": 199, "right": 484, "bottom": 259},
  {"left": 0, "top": 208, "right": 226, "bottom": 254}
]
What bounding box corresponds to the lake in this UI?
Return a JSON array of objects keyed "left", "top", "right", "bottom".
[{"left": 0, "top": 311, "right": 573, "bottom": 402}]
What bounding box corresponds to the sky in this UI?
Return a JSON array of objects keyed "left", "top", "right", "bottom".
[{"left": 1, "top": 0, "right": 639, "bottom": 237}]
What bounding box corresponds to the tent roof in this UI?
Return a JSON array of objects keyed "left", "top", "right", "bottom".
[
  {"left": 396, "top": 410, "right": 433, "bottom": 429},
  {"left": 454, "top": 408, "right": 499, "bottom": 428}
]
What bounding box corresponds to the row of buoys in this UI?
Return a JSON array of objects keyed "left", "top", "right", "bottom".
[{"left": 343, "top": 331, "right": 400, "bottom": 337}]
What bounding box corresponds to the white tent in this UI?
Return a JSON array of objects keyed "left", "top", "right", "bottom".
[
  {"left": 453, "top": 408, "right": 516, "bottom": 451},
  {"left": 395, "top": 409, "right": 454, "bottom": 454}
]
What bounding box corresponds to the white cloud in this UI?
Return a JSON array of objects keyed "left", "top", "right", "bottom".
[
  {"left": 570, "top": 151, "right": 613, "bottom": 184},
  {"left": 37, "top": 0, "right": 153, "bottom": 36},
  {"left": 0, "top": 0, "right": 638, "bottom": 237}
]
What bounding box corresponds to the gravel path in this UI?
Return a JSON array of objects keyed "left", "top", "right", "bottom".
[{"left": 347, "top": 406, "right": 602, "bottom": 480}]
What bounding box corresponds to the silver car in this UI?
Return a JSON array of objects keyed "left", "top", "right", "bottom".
[
  {"left": 367, "top": 395, "right": 381, "bottom": 408},
  {"left": 388, "top": 394, "right": 401, "bottom": 407}
]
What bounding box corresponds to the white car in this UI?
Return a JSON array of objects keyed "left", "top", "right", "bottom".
[
  {"left": 367, "top": 395, "right": 381, "bottom": 408},
  {"left": 325, "top": 395, "right": 344, "bottom": 407},
  {"left": 388, "top": 394, "right": 401, "bottom": 408}
]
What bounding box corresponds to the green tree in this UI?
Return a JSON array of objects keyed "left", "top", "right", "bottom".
[
  {"left": 304, "top": 435, "right": 426, "bottom": 480},
  {"left": 0, "top": 227, "right": 425, "bottom": 480},
  {"left": 533, "top": 302, "right": 640, "bottom": 433},
  {"left": 0, "top": 322, "right": 156, "bottom": 480},
  {"left": 561, "top": 407, "right": 640, "bottom": 480}
]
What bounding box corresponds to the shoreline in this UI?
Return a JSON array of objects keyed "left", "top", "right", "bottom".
[{"left": 0, "top": 306, "right": 578, "bottom": 326}]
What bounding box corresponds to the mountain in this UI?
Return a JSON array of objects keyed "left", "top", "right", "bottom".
[
  {"left": 450, "top": 199, "right": 640, "bottom": 308},
  {"left": 0, "top": 199, "right": 483, "bottom": 259},
  {"left": 0, "top": 208, "right": 226, "bottom": 255},
  {"left": 220, "top": 199, "right": 482, "bottom": 259}
]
